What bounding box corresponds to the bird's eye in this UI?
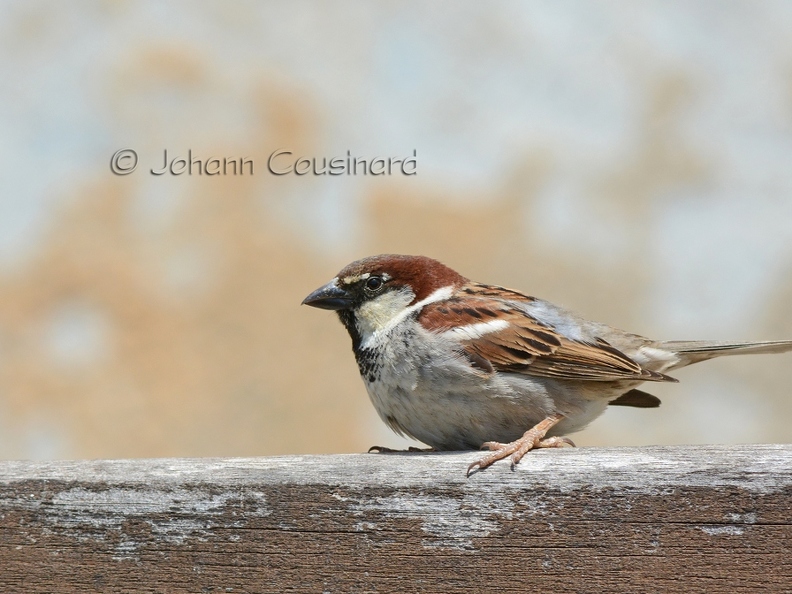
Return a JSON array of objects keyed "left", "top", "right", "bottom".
[{"left": 365, "top": 276, "right": 384, "bottom": 292}]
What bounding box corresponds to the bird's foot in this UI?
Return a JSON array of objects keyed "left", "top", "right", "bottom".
[
  {"left": 368, "top": 445, "right": 435, "bottom": 453},
  {"left": 466, "top": 414, "right": 574, "bottom": 476}
]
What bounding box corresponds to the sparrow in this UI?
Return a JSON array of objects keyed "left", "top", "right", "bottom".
[{"left": 302, "top": 254, "right": 792, "bottom": 475}]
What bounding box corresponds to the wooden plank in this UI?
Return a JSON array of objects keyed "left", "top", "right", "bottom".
[{"left": 0, "top": 445, "right": 790, "bottom": 593}]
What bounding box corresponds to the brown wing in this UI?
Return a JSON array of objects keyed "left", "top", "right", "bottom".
[{"left": 418, "top": 287, "right": 676, "bottom": 383}]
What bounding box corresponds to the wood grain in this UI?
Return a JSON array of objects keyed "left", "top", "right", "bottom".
[{"left": 1, "top": 445, "right": 791, "bottom": 593}]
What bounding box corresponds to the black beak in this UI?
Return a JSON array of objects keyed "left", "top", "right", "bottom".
[{"left": 302, "top": 280, "right": 354, "bottom": 310}]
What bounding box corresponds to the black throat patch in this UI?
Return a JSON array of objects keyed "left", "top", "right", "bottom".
[{"left": 336, "top": 309, "right": 383, "bottom": 383}]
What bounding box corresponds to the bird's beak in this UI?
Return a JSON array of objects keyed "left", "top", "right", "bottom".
[{"left": 301, "top": 279, "right": 354, "bottom": 310}]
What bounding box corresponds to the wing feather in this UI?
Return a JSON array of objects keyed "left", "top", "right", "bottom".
[{"left": 418, "top": 285, "right": 676, "bottom": 383}]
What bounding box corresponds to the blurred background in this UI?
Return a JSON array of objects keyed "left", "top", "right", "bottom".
[{"left": 1, "top": 1, "right": 791, "bottom": 460}]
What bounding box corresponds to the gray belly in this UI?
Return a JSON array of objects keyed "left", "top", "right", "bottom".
[
  {"left": 356, "top": 326, "right": 622, "bottom": 450},
  {"left": 364, "top": 363, "right": 614, "bottom": 450}
]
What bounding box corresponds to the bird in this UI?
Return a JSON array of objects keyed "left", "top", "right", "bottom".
[{"left": 302, "top": 254, "right": 792, "bottom": 475}]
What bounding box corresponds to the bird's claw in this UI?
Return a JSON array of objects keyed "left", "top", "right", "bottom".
[{"left": 466, "top": 415, "right": 574, "bottom": 477}]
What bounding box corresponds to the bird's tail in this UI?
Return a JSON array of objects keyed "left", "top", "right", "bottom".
[{"left": 661, "top": 339, "right": 792, "bottom": 368}]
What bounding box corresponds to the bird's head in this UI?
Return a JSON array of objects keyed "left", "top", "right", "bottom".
[{"left": 302, "top": 254, "right": 466, "bottom": 347}]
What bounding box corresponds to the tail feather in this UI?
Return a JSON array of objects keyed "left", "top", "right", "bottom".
[{"left": 661, "top": 339, "right": 792, "bottom": 367}]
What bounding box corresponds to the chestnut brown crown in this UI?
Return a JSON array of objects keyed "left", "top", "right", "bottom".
[
  {"left": 302, "top": 254, "right": 467, "bottom": 311},
  {"left": 336, "top": 254, "right": 467, "bottom": 304}
]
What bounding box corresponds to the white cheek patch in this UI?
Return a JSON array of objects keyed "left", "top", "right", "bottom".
[
  {"left": 356, "top": 285, "right": 456, "bottom": 346},
  {"left": 442, "top": 319, "right": 510, "bottom": 340},
  {"left": 355, "top": 289, "right": 415, "bottom": 337}
]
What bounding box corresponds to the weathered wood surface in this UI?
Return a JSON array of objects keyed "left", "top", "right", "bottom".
[{"left": 0, "top": 445, "right": 791, "bottom": 593}]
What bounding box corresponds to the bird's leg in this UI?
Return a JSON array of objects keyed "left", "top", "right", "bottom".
[
  {"left": 368, "top": 446, "right": 435, "bottom": 453},
  {"left": 467, "top": 414, "right": 574, "bottom": 476}
]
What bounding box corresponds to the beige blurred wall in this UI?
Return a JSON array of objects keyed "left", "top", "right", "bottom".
[{"left": 1, "top": 2, "right": 791, "bottom": 460}]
